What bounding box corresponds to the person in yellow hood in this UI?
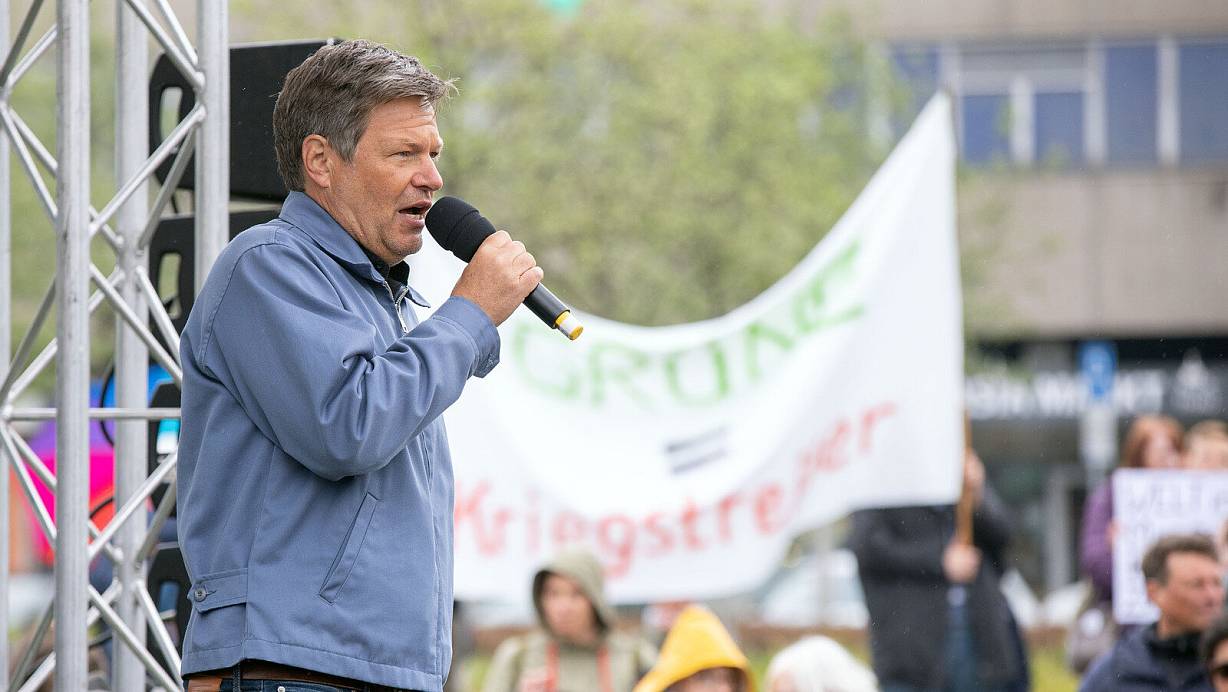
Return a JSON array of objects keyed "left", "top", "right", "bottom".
[
  {"left": 634, "top": 605, "right": 755, "bottom": 692},
  {"left": 483, "top": 548, "right": 657, "bottom": 692}
]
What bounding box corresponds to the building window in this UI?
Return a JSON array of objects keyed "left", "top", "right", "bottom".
[
  {"left": 1179, "top": 40, "right": 1228, "bottom": 164},
  {"left": 962, "top": 93, "right": 1011, "bottom": 164},
  {"left": 955, "top": 42, "right": 1086, "bottom": 167},
  {"left": 890, "top": 46, "right": 939, "bottom": 127},
  {"left": 889, "top": 37, "right": 1228, "bottom": 170},
  {"left": 1106, "top": 44, "right": 1158, "bottom": 165},
  {"left": 1035, "top": 91, "right": 1083, "bottom": 166}
]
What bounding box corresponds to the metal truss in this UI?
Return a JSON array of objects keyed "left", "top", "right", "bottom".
[{"left": 0, "top": 0, "right": 229, "bottom": 689}]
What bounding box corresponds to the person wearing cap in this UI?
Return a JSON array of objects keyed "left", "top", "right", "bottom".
[
  {"left": 483, "top": 548, "right": 657, "bottom": 692},
  {"left": 633, "top": 605, "right": 754, "bottom": 692}
]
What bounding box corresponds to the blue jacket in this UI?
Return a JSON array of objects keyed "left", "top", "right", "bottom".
[
  {"left": 1079, "top": 624, "right": 1212, "bottom": 692},
  {"left": 177, "top": 191, "right": 500, "bottom": 691}
]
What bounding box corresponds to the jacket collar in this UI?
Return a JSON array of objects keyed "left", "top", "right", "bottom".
[
  {"left": 279, "top": 191, "right": 431, "bottom": 307},
  {"left": 1143, "top": 623, "right": 1201, "bottom": 660}
]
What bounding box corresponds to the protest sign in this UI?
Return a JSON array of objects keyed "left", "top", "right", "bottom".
[{"left": 1112, "top": 469, "right": 1228, "bottom": 624}]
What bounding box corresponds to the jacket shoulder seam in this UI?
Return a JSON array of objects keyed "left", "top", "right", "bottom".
[{"left": 196, "top": 232, "right": 285, "bottom": 370}]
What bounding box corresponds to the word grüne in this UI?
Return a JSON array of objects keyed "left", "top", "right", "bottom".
[{"left": 510, "top": 241, "right": 864, "bottom": 410}]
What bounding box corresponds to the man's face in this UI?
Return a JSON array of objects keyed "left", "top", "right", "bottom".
[
  {"left": 324, "top": 98, "right": 443, "bottom": 264},
  {"left": 1209, "top": 638, "right": 1228, "bottom": 692},
  {"left": 540, "top": 574, "right": 598, "bottom": 643},
  {"left": 1147, "top": 552, "right": 1226, "bottom": 636}
]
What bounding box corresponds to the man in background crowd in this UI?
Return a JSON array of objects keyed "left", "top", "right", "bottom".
[{"left": 1080, "top": 533, "right": 1225, "bottom": 691}]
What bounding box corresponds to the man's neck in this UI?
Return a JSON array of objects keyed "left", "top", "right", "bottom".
[
  {"left": 303, "top": 186, "right": 406, "bottom": 273},
  {"left": 1156, "top": 617, "right": 1195, "bottom": 641}
]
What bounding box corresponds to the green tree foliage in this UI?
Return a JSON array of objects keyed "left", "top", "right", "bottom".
[
  {"left": 232, "top": 0, "right": 898, "bottom": 325},
  {"left": 3, "top": 4, "right": 125, "bottom": 384}
]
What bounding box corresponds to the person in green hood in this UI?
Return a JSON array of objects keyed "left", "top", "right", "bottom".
[{"left": 483, "top": 548, "right": 658, "bottom": 692}]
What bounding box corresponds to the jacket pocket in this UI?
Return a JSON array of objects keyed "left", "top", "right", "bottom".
[
  {"left": 190, "top": 567, "right": 248, "bottom": 612},
  {"left": 319, "top": 492, "right": 379, "bottom": 604},
  {"left": 186, "top": 567, "right": 248, "bottom": 653}
]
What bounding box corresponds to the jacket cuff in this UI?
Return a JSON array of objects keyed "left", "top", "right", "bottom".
[{"left": 435, "top": 296, "right": 501, "bottom": 377}]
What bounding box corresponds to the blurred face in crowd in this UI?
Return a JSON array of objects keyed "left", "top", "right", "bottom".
[
  {"left": 1147, "top": 551, "right": 1226, "bottom": 637},
  {"left": 1220, "top": 522, "right": 1228, "bottom": 575},
  {"left": 1185, "top": 434, "right": 1228, "bottom": 470},
  {"left": 1210, "top": 639, "right": 1228, "bottom": 692},
  {"left": 668, "top": 667, "right": 742, "bottom": 692},
  {"left": 540, "top": 573, "right": 598, "bottom": 644},
  {"left": 1143, "top": 431, "right": 1182, "bottom": 469}
]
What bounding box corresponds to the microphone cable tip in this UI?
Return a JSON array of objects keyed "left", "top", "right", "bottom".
[{"left": 554, "top": 311, "right": 584, "bottom": 341}]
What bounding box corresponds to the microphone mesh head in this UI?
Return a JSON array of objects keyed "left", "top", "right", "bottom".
[{"left": 425, "top": 196, "right": 495, "bottom": 262}]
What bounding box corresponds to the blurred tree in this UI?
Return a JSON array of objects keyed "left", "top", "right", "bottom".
[
  {"left": 234, "top": 0, "right": 902, "bottom": 325},
  {"left": 3, "top": 4, "right": 123, "bottom": 390}
]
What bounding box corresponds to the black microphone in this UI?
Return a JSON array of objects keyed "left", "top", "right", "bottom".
[{"left": 425, "top": 196, "right": 584, "bottom": 341}]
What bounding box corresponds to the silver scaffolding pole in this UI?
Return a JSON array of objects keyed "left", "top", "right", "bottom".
[
  {"left": 114, "top": 0, "right": 151, "bottom": 688},
  {"left": 0, "top": 0, "right": 229, "bottom": 688},
  {"left": 196, "top": 0, "right": 228, "bottom": 287},
  {"left": 54, "top": 1, "right": 91, "bottom": 690},
  {"left": 0, "top": 0, "right": 11, "bottom": 680}
]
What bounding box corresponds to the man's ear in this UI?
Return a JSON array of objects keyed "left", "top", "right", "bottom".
[
  {"left": 302, "top": 134, "right": 333, "bottom": 189},
  {"left": 1145, "top": 578, "right": 1163, "bottom": 606}
]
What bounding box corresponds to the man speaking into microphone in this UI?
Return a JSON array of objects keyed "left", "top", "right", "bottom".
[{"left": 176, "top": 40, "right": 541, "bottom": 692}]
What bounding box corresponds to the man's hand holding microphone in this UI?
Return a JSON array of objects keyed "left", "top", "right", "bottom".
[
  {"left": 451, "top": 230, "right": 544, "bottom": 327},
  {"left": 428, "top": 197, "right": 584, "bottom": 340}
]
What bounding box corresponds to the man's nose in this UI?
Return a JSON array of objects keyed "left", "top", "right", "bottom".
[{"left": 414, "top": 159, "right": 443, "bottom": 192}]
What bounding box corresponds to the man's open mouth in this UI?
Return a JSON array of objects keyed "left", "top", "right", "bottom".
[{"left": 400, "top": 200, "right": 432, "bottom": 218}]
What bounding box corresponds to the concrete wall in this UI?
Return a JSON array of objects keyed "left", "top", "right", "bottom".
[{"left": 960, "top": 168, "right": 1228, "bottom": 337}]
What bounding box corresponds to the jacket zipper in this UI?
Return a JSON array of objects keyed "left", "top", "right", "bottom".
[{"left": 384, "top": 282, "right": 410, "bottom": 334}]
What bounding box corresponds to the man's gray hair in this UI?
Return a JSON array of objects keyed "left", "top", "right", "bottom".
[{"left": 273, "top": 39, "right": 453, "bottom": 191}]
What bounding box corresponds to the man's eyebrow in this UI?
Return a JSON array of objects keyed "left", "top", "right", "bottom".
[{"left": 385, "top": 138, "right": 444, "bottom": 152}]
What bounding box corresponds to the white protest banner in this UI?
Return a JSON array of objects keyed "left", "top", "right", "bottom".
[
  {"left": 1112, "top": 469, "right": 1228, "bottom": 624},
  {"left": 411, "top": 94, "right": 963, "bottom": 603}
]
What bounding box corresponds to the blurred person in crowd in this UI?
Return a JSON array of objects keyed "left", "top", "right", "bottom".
[
  {"left": 1218, "top": 520, "right": 1228, "bottom": 578},
  {"left": 765, "top": 635, "right": 878, "bottom": 692},
  {"left": 848, "top": 448, "right": 1028, "bottom": 692},
  {"left": 483, "top": 548, "right": 656, "bottom": 692},
  {"left": 1184, "top": 421, "right": 1228, "bottom": 470},
  {"left": 1080, "top": 416, "right": 1184, "bottom": 608},
  {"left": 1201, "top": 614, "right": 1228, "bottom": 692},
  {"left": 1080, "top": 533, "right": 1225, "bottom": 691},
  {"left": 633, "top": 605, "right": 754, "bottom": 692}
]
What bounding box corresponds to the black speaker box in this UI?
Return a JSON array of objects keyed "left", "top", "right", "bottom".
[
  {"left": 147, "top": 209, "right": 282, "bottom": 335},
  {"left": 148, "top": 39, "right": 337, "bottom": 201}
]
